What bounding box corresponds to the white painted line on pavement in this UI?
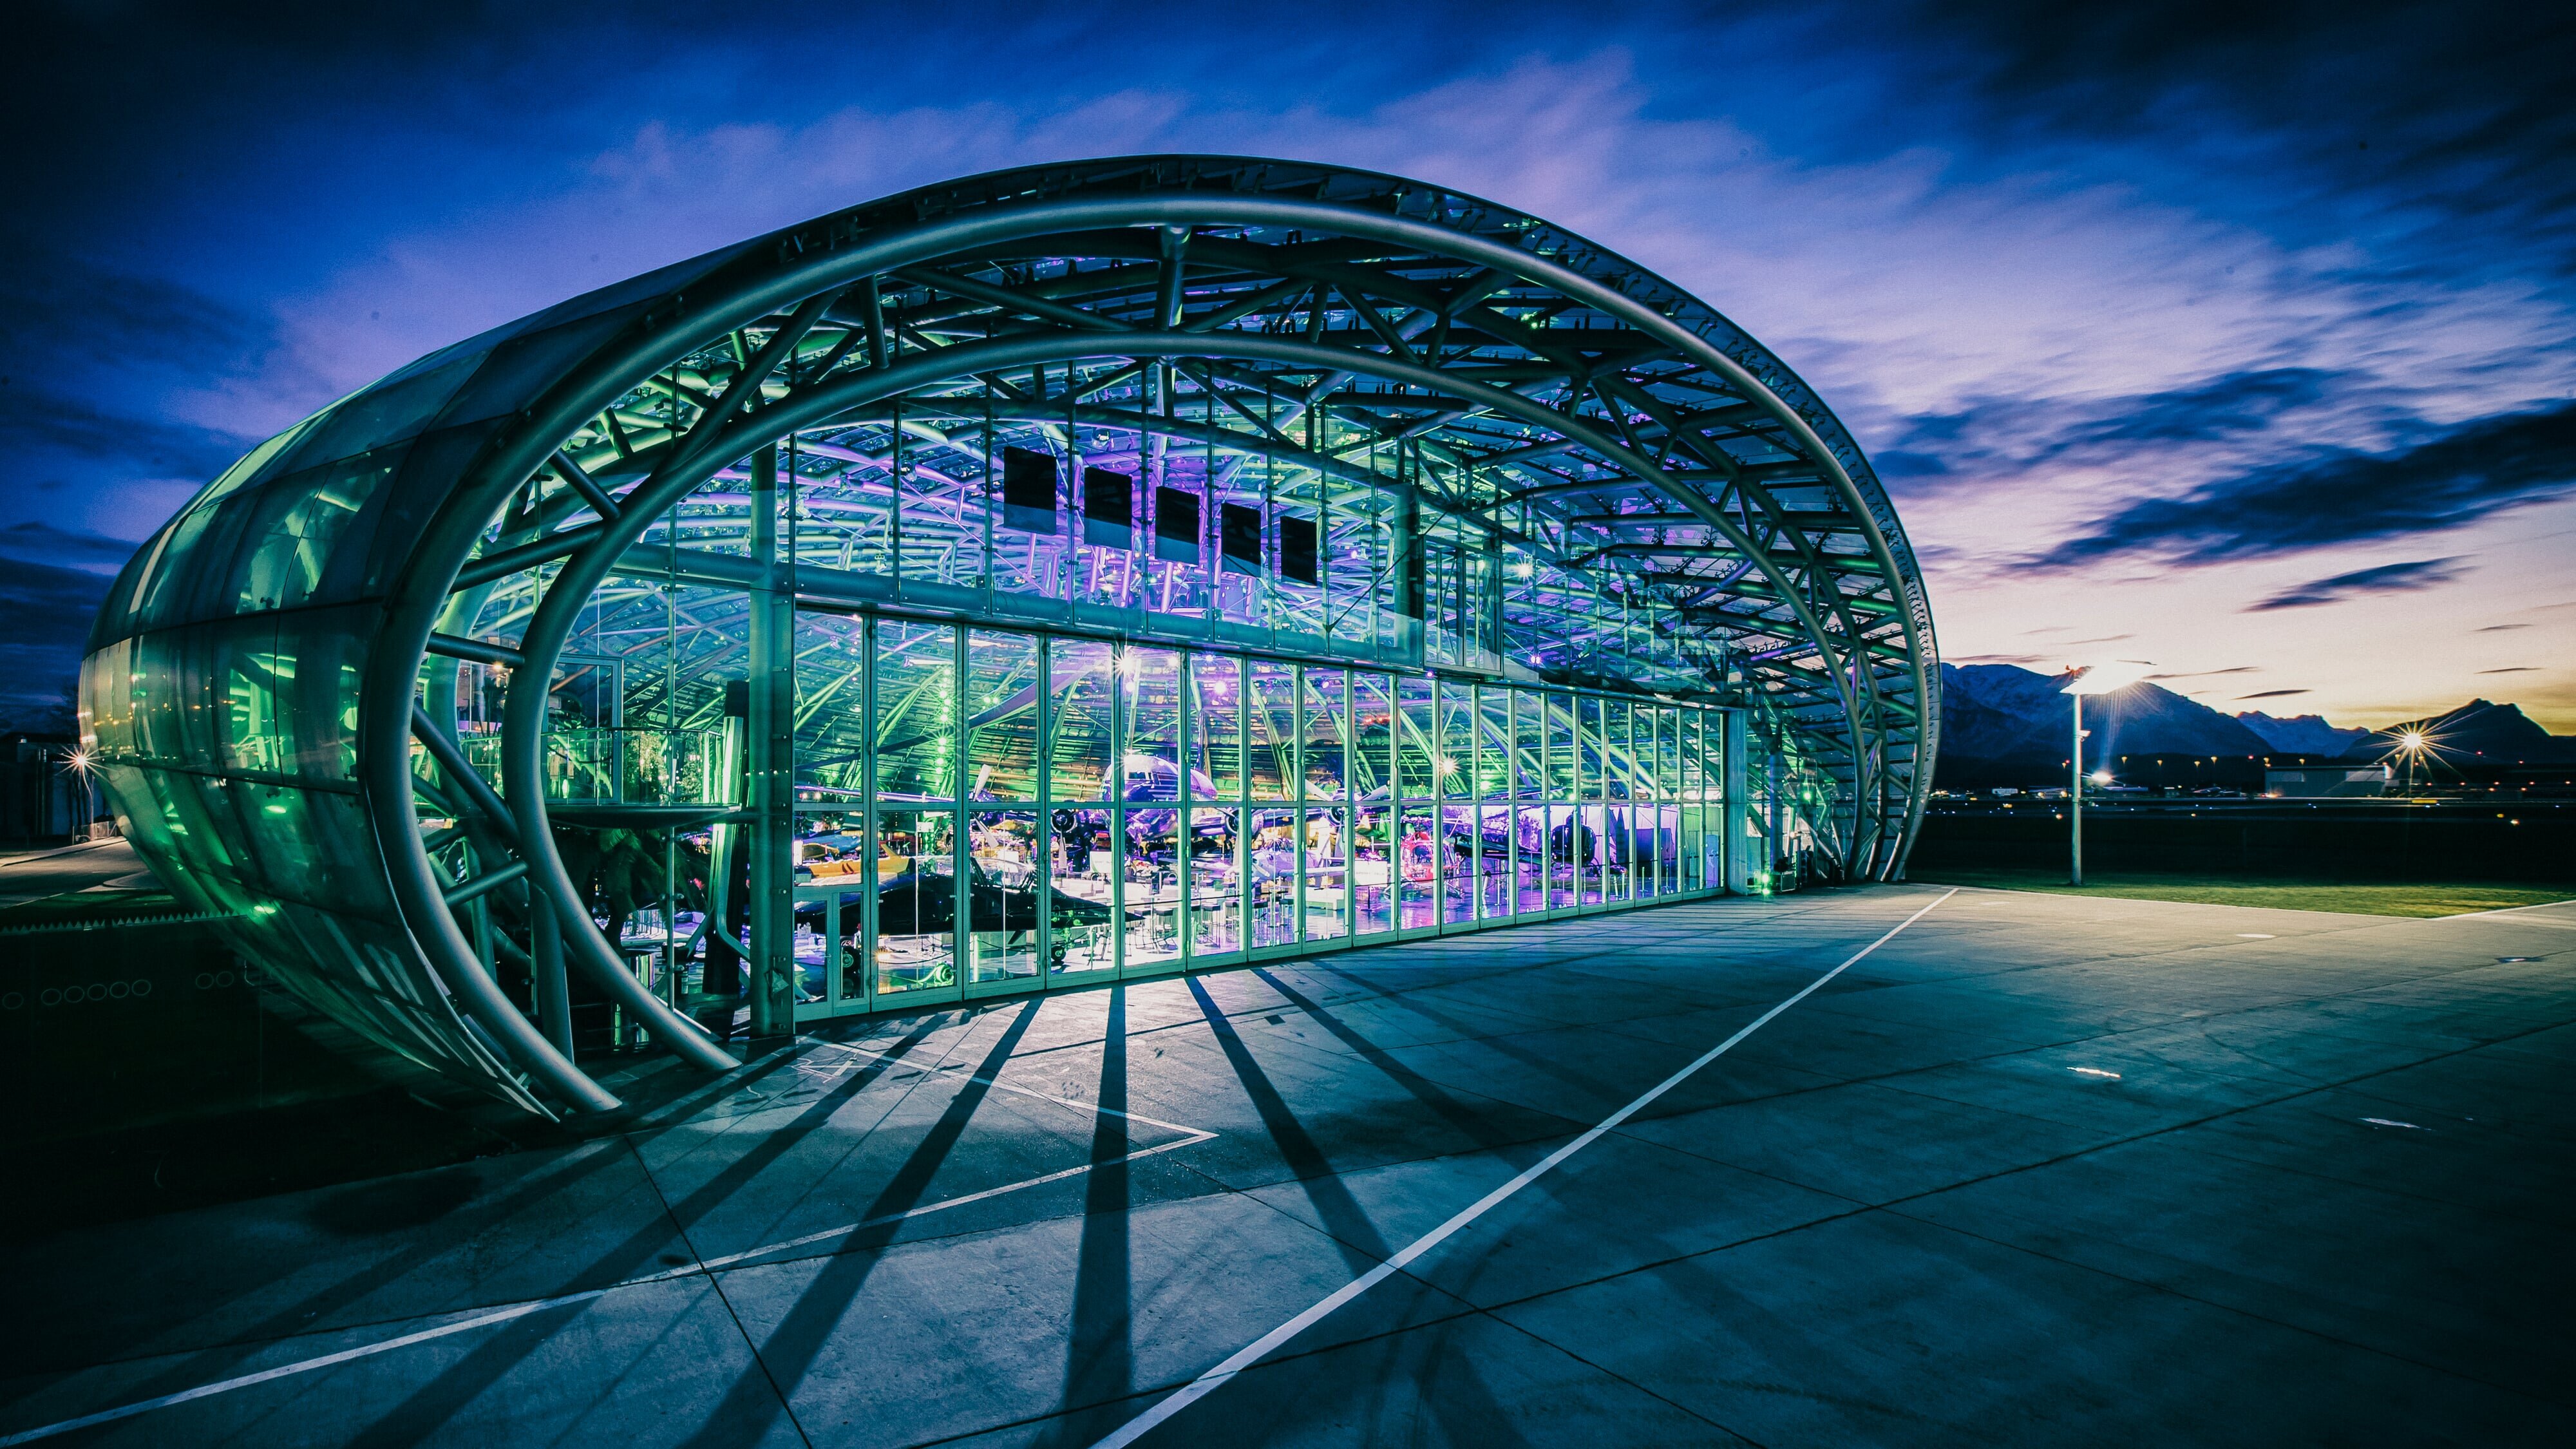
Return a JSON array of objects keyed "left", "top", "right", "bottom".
[
  {"left": 0, "top": 1293, "right": 612, "bottom": 1448},
  {"left": 0, "top": 1043, "right": 1220, "bottom": 1446},
  {"left": 1085, "top": 887, "right": 1961, "bottom": 1449},
  {"left": 2422, "top": 898, "right": 2576, "bottom": 922}
]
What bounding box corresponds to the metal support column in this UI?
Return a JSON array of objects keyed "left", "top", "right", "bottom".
[
  {"left": 1393, "top": 448, "right": 1423, "bottom": 663},
  {"left": 2070, "top": 692, "right": 2085, "bottom": 887},
  {"left": 747, "top": 442, "right": 797, "bottom": 1039},
  {"left": 534, "top": 904, "right": 573, "bottom": 1056}
]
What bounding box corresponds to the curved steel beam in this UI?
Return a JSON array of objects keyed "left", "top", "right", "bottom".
[{"left": 323, "top": 160, "right": 1932, "bottom": 1113}]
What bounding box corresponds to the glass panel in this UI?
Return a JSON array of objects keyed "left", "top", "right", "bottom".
[
  {"left": 1333, "top": 488, "right": 1395, "bottom": 652},
  {"left": 1624, "top": 703, "right": 1651, "bottom": 804},
  {"left": 1633, "top": 800, "right": 1658, "bottom": 901},
  {"left": 1354, "top": 800, "right": 1394, "bottom": 934},
  {"left": 1605, "top": 801, "right": 1632, "bottom": 902},
  {"left": 967, "top": 808, "right": 1043, "bottom": 985},
  {"left": 1681, "top": 804, "right": 1703, "bottom": 893},
  {"left": 1272, "top": 502, "right": 1327, "bottom": 639},
  {"left": 1577, "top": 698, "right": 1604, "bottom": 804},
  {"left": 1605, "top": 699, "right": 1631, "bottom": 803},
  {"left": 1189, "top": 804, "right": 1244, "bottom": 958},
  {"left": 875, "top": 621, "right": 958, "bottom": 802},
  {"left": 1302, "top": 806, "right": 1349, "bottom": 942},
  {"left": 1634, "top": 703, "right": 1655, "bottom": 804},
  {"left": 1439, "top": 681, "right": 1474, "bottom": 800},
  {"left": 225, "top": 455, "right": 394, "bottom": 615},
  {"left": 1190, "top": 654, "right": 1243, "bottom": 800},
  {"left": 1658, "top": 804, "right": 1681, "bottom": 895},
  {"left": 1678, "top": 710, "right": 1701, "bottom": 805},
  {"left": 1247, "top": 805, "right": 1297, "bottom": 949},
  {"left": 1072, "top": 450, "right": 1139, "bottom": 607},
  {"left": 1701, "top": 710, "right": 1721, "bottom": 806},
  {"left": 1478, "top": 804, "right": 1515, "bottom": 918},
  {"left": 1577, "top": 804, "right": 1607, "bottom": 904},
  {"left": 1609, "top": 703, "right": 1634, "bottom": 903},
  {"left": 1513, "top": 688, "right": 1542, "bottom": 801},
  {"left": 1546, "top": 694, "right": 1575, "bottom": 800},
  {"left": 875, "top": 808, "right": 957, "bottom": 994},
  {"left": 1350, "top": 673, "right": 1395, "bottom": 804},
  {"left": 1399, "top": 804, "right": 1437, "bottom": 929},
  {"left": 1397, "top": 676, "right": 1435, "bottom": 799},
  {"left": 794, "top": 811, "right": 867, "bottom": 1008},
  {"left": 1121, "top": 647, "right": 1182, "bottom": 808},
  {"left": 1049, "top": 804, "right": 1115, "bottom": 976},
  {"left": 1301, "top": 667, "right": 1346, "bottom": 802},
  {"left": 1046, "top": 639, "right": 1115, "bottom": 802},
  {"left": 1121, "top": 801, "right": 1184, "bottom": 971},
  {"left": 1439, "top": 804, "right": 1476, "bottom": 924},
  {"left": 1476, "top": 686, "right": 1511, "bottom": 802},
  {"left": 1515, "top": 806, "right": 1548, "bottom": 914},
  {"left": 1656, "top": 707, "right": 1681, "bottom": 804},
  {"left": 1702, "top": 711, "right": 1724, "bottom": 804},
  {"left": 1247, "top": 658, "right": 1297, "bottom": 802},
  {"left": 965, "top": 631, "right": 1040, "bottom": 802},
  {"left": 1707, "top": 800, "right": 1728, "bottom": 889},
  {"left": 985, "top": 431, "right": 1061, "bottom": 602},
  {"left": 897, "top": 426, "right": 974, "bottom": 587},
  {"left": 1546, "top": 804, "right": 1582, "bottom": 909},
  {"left": 1707, "top": 798, "right": 1727, "bottom": 888}
]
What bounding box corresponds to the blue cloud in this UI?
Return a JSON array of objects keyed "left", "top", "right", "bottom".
[
  {"left": 2046, "top": 402, "right": 2576, "bottom": 565},
  {"left": 2246, "top": 556, "right": 2470, "bottom": 611}
]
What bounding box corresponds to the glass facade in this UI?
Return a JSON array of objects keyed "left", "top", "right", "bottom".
[
  {"left": 76, "top": 156, "right": 1931, "bottom": 1119},
  {"left": 782, "top": 623, "right": 1731, "bottom": 1014}
]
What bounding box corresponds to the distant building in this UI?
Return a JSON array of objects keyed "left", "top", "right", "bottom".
[
  {"left": 2265, "top": 764, "right": 2390, "bottom": 799},
  {"left": 1, "top": 732, "right": 110, "bottom": 842},
  {"left": 2109, "top": 752, "right": 2268, "bottom": 792}
]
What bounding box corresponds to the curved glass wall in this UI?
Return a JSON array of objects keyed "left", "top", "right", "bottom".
[{"left": 79, "top": 156, "right": 1936, "bottom": 1118}]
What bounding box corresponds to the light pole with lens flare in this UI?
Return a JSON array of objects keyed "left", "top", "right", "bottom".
[
  {"left": 2392, "top": 728, "right": 2432, "bottom": 793},
  {"left": 2061, "top": 661, "right": 2154, "bottom": 886}
]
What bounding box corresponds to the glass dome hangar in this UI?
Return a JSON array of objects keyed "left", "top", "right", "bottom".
[{"left": 79, "top": 156, "right": 1940, "bottom": 1117}]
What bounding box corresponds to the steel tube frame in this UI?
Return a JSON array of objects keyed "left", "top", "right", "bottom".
[{"left": 282, "top": 158, "right": 1934, "bottom": 1117}]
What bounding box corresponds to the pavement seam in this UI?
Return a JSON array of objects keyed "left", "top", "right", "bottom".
[
  {"left": 13, "top": 886, "right": 2556, "bottom": 1444},
  {"left": 618, "top": 1133, "right": 818, "bottom": 1449},
  {"left": 3, "top": 893, "right": 2519, "bottom": 1373},
  {"left": 1459, "top": 1008, "right": 2576, "bottom": 1413}
]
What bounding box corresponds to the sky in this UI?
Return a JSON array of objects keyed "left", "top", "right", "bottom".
[{"left": 2, "top": 0, "right": 2570, "bottom": 732}]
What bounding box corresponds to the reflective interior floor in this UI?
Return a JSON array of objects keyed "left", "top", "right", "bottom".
[{"left": 3, "top": 887, "right": 2570, "bottom": 1446}]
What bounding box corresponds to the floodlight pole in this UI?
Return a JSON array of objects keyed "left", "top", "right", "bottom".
[{"left": 2070, "top": 692, "right": 2085, "bottom": 887}]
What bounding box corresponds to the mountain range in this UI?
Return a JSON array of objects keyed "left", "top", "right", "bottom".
[{"left": 1932, "top": 663, "right": 2575, "bottom": 787}]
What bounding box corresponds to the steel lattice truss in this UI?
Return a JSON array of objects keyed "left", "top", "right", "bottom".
[
  {"left": 459, "top": 156, "right": 1939, "bottom": 878},
  {"left": 84, "top": 155, "right": 1939, "bottom": 1119}
]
